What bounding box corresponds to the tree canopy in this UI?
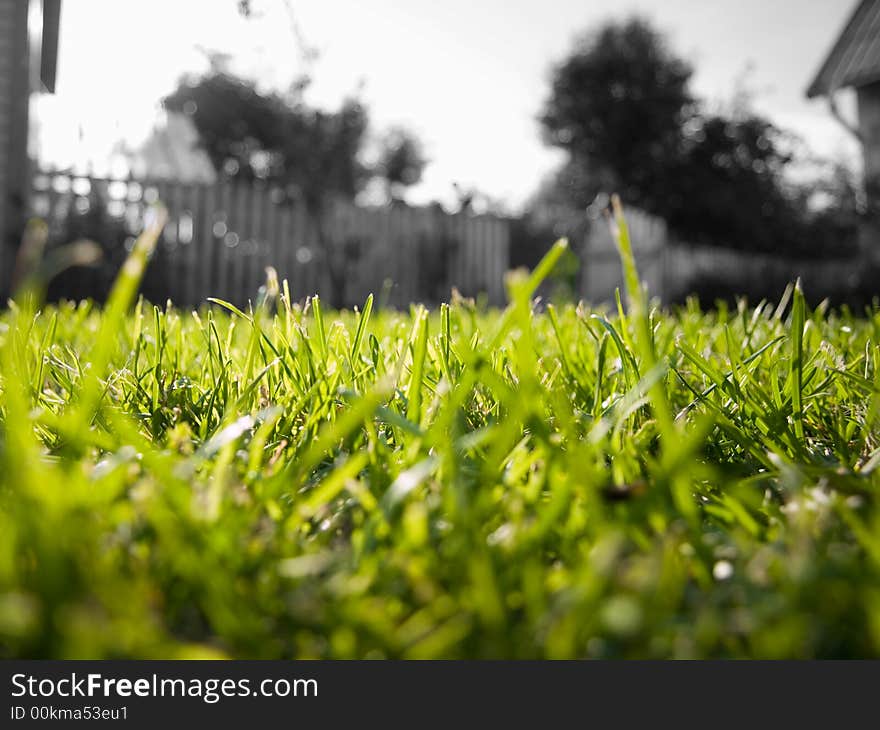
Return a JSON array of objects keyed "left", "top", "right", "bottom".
[
  {"left": 164, "top": 72, "right": 369, "bottom": 215},
  {"left": 538, "top": 17, "right": 859, "bottom": 256},
  {"left": 375, "top": 127, "right": 428, "bottom": 204},
  {"left": 163, "top": 70, "right": 430, "bottom": 304},
  {"left": 541, "top": 19, "right": 693, "bottom": 214}
]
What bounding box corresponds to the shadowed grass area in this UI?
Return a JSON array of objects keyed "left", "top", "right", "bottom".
[{"left": 1, "top": 205, "right": 880, "bottom": 658}]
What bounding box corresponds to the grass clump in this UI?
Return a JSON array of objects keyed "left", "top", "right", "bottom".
[{"left": 1, "top": 207, "right": 880, "bottom": 659}]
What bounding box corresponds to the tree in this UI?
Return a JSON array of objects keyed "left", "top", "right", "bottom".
[
  {"left": 540, "top": 18, "right": 693, "bottom": 212},
  {"left": 163, "top": 73, "right": 286, "bottom": 179},
  {"left": 665, "top": 114, "right": 804, "bottom": 251},
  {"left": 375, "top": 127, "right": 428, "bottom": 204},
  {"left": 164, "top": 71, "right": 370, "bottom": 303},
  {"left": 538, "top": 17, "right": 859, "bottom": 257}
]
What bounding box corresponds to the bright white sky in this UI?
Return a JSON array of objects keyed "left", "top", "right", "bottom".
[{"left": 35, "top": 0, "right": 861, "bottom": 211}]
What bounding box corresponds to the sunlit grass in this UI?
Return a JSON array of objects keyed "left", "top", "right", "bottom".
[{"left": 1, "top": 207, "right": 880, "bottom": 658}]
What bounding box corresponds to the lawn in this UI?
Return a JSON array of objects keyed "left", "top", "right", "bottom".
[{"left": 1, "top": 204, "right": 879, "bottom": 659}]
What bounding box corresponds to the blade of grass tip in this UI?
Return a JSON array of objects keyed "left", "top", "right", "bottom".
[
  {"left": 151, "top": 306, "right": 163, "bottom": 414},
  {"left": 281, "top": 278, "right": 292, "bottom": 313},
  {"left": 593, "top": 332, "right": 608, "bottom": 420},
  {"left": 486, "top": 239, "right": 569, "bottom": 351},
  {"left": 207, "top": 297, "right": 252, "bottom": 322},
  {"left": 407, "top": 307, "right": 429, "bottom": 425},
  {"left": 350, "top": 293, "right": 373, "bottom": 369},
  {"left": 609, "top": 195, "right": 673, "bottom": 434},
  {"left": 791, "top": 278, "right": 806, "bottom": 443},
  {"left": 312, "top": 295, "right": 328, "bottom": 363},
  {"left": 607, "top": 198, "right": 643, "bottom": 317},
  {"left": 772, "top": 282, "right": 794, "bottom": 321},
  {"left": 526, "top": 238, "right": 569, "bottom": 295},
  {"left": 441, "top": 302, "right": 452, "bottom": 376}
]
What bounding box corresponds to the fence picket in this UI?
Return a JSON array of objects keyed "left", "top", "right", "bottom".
[
  {"left": 198, "top": 183, "right": 216, "bottom": 304},
  {"left": 180, "top": 182, "right": 198, "bottom": 308},
  {"left": 217, "top": 181, "right": 232, "bottom": 301},
  {"left": 232, "top": 181, "right": 248, "bottom": 306},
  {"left": 278, "top": 203, "right": 293, "bottom": 295}
]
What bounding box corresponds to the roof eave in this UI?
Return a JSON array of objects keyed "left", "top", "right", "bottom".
[
  {"left": 808, "top": 69, "right": 880, "bottom": 99},
  {"left": 805, "top": 0, "right": 873, "bottom": 99},
  {"left": 39, "top": 0, "right": 62, "bottom": 94}
]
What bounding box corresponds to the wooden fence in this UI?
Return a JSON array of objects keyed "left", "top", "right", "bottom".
[{"left": 29, "top": 170, "right": 510, "bottom": 308}]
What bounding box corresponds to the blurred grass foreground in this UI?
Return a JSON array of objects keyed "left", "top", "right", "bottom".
[{"left": 1, "top": 203, "right": 880, "bottom": 659}]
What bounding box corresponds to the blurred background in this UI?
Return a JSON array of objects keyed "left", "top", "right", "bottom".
[{"left": 0, "top": 0, "right": 877, "bottom": 308}]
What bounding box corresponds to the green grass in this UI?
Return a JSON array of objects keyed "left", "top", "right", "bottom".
[{"left": 1, "top": 206, "right": 880, "bottom": 659}]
